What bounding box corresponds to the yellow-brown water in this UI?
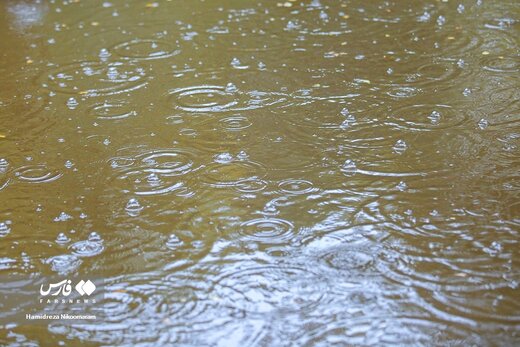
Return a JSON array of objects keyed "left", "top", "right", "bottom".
[{"left": 0, "top": 0, "right": 519, "bottom": 345}]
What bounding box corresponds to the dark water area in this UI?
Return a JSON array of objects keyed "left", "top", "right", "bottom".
[{"left": 0, "top": 0, "right": 519, "bottom": 345}]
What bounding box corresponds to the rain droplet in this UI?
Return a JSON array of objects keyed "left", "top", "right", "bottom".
[
  {"left": 64, "top": 160, "right": 74, "bottom": 169},
  {"left": 341, "top": 159, "right": 357, "bottom": 176},
  {"left": 236, "top": 150, "right": 249, "bottom": 161},
  {"left": 54, "top": 212, "right": 73, "bottom": 222},
  {"left": 125, "top": 198, "right": 143, "bottom": 216},
  {"left": 231, "top": 57, "right": 241, "bottom": 67},
  {"left": 428, "top": 110, "right": 441, "bottom": 124},
  {"left": 393, "top": 139, "right": 408, "bottom": 154},
  {"left": 340, "top": 107, "right": 350, "bottom": 116},
  {"left": 478, "top": 118, "right": 489, "bottom": 129},
  {"left": 0, "top": 221, "right": 11, "bottom": 237},
  {"left": 166, "top": 234, "right": 184, "bottom": 250},
  {"left": 147, "top": 173, "right": 161, "bottom": 185},
  {"left": 99, "top": 48, "right": 111, "bottom": 60},
  {"left": 225, "top": 82, "right": 238, "bottom": 93},
  {"left": 463, "top": 88, "right": 472, "bottom": 96},
  {"left": 66, "top": 97, "right": 78, "bottom": 110},
  {"left": 88, "top": 231, "right": 102, "bottom": 242},
  {"left": 396, "top": 181, "right": 407, "bottom": 191},
  {"left": 214, "top": 152, "right": 234, "bottom": 164},
  {"left": 55, "top": 232, "right": 71, "bottom": 244}
]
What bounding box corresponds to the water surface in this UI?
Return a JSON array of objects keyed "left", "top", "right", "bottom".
[{"left": 0, "top": 0, "right": 519, "bottom": 345}]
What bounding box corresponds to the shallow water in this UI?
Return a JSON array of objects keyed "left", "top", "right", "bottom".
[{"left": 0, "top": 0, "right": 519, "bottom": 345}]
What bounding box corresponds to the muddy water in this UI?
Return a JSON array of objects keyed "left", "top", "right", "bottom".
[{"left": 0, "top": 0, "right": 519, "bottom": 345}]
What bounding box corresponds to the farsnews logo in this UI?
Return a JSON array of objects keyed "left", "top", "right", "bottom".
[{"left": 40, "top": 279, "right": 96, "bottom": 297}]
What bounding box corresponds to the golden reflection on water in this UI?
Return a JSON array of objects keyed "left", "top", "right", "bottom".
[{"left": 0, "top": 0, "right": 519, "bottom": 345}]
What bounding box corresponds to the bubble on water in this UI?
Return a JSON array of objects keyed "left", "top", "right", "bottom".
[
  {"left": 146, "top": 173, "right": 161, "bottom": 185},
  {"left": 0, "top": 221, "right": 11, "bottom": 237},
  {"left": 457, "top": 4, "right": 465, "bottom": 13},
  {"left": 66, "top": 97, "right": 78, "bottom": 110},
  {"left": 55, "top": 232, "right": 71, "bottom": 244},
  {"left": 236, "top": 150, "right": 249, "bottom": 161},
  {"left": 258, "top": 61, "right": 266, "bottom": 70},
  {"left": 387, "top": 67, "right": 394, "bottom": 75},
  {"left": 319, "top": 10, "right": 329, "bottom": 21},
  {"left": 396, "top": 181, "right": 408, "bottom": 191},
  {"left": 478, "top": 118, "right": 489, "bottom": 129},
  {"left": 54, "top": 212, "right": 73, "bottom": 222},
  {"left": 341, "top": 159, "right": 357, "bottom": 176},
  {"left": 231, "top": 57, "right": 248, "bottom": 69},
  {"left": 88, "top": 231, "right": 102, "bottom": 242},
  {"left": 107, "top": 66, "right": 118, "bottom": 80},
  {"left": 0, "top": 158, "right": 8, "bottom": 174},
  {"left": 463, "top": 88, "right": 472, "bottom": 96},
  {"left": 225, "top": 82, "right": 238, "bottom": 93},
  {"left": 428, "top": 110, "right": 441, "bottom": 124},
  {"left": 286, "top": 21, "right": 300, "bottom": 31},
  {"left": 340, "top": 108, "right": 350, "bottom": 116},
  {"left": 166, "top": 234, "right": 184, "bottom": 250},
  {"left": 418, "top": 12, "right": 431, "bottom": 22},
  {"left": 436, "top": 16, "right": 446, "bottom": 26},
  {"left": 214, "top": 152, "right": 234, "bottom": 164},
  {"left": 99, "top": 48, "right": 111, "bottom": 60},
  {"left": 125, "top": 198, "right": 143, "bottom": 216},
  {"left": 457, "top": 59, "right": 466, "bottom": 68},
  {"left": 103, "top": 138, "right": 111, "bottom": 146},
  {"left": 393, "top": 139, "right": 408, "bottom": 154},
  {"left": 64, "top": 160, "right": 74, "bottom": 169}
]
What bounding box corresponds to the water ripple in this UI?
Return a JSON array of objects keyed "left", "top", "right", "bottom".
[
  {"left": 13, "top": 164, "right": 63, "bottom": 184},
  {"left": 210, "top": 264, "right": 329, "bottom": 315},
  {"left": 39, "top": 61, "right": 149, "bottom": 96},
  {"left": 237, "top": 218, "right": 295, "bottom": 244},
  {"left": 112, "top": 39, "right": 180, "bottom": 60},
  {"left": 168, "top": 85, "right": 290, "bottom": 113}
]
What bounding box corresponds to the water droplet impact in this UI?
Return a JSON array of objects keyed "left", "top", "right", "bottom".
[
  {"left": 125, "top": 198, "right": 143, "bottom": 216},
  {"left": 54, "top": 212, "right": 73, "bottom": 222},
  {"left": 166, "top": 234, "right": 184, "bottom": 250},
  {"left": 396, "top": 181, "right": 408, "bottom": 191},
  {"left": 99, "top": 48, "right": 111, "bottom": 60},
  {"left": 214, "top": 152, "right": 234, "bottom": 164},
  {"left": 428, "top": 110, "right": 441, "bottom": 124},
  {"left": 69, "top": 239, "right": 104, "bottom": 257},
  {"left": 66, "top": 97, "right": 78, "bottom": 110},
  {"left": 88, "top": 232, "right": 102, "bottom": 242},
  {"left": 0, "top": 221, "right": 11, "bottom": 237},
  {"left": 55, "top": 232, "right": 71, "bottom": 244},
  {"left": 478, "top": 118, "right": 489, "bottom": 129},
  {"left": 463, "top": 88, "right": 472, "bottom": 96},
  {"left": 64, "top": 160, "right": 74, "bottom": 169},
  {"left": 341, "top": 159, "right": 357, "bottom": 176},
  {"left": 393, "top": 139, "right": 408, "bottom": 154},
  {"left": 45, "top": 254, "right": 82, "bottom": 275},
  {"left": 225, "top": 82, "right": 238, "bottom": 93}
]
